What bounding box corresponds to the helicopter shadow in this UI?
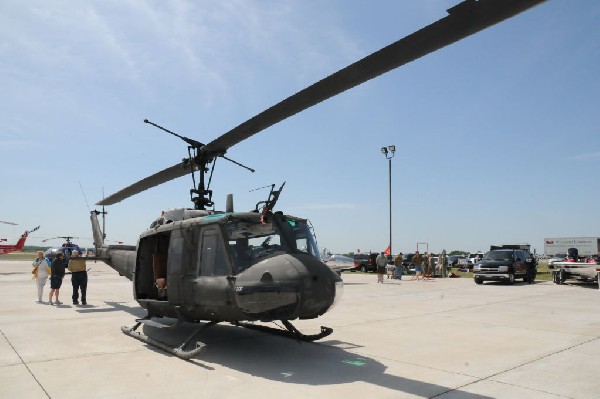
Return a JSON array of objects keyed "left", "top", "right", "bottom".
[
  {"left": 338, "top": 281, "right": 370, "bottom": 286},
  {"left": 76, "top": 301, "right": 147, "bottom": 318},
  {"left": 136, "top": 320, "right": 492, "bottom": 398}
]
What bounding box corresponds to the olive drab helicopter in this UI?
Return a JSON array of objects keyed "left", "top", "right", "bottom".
[{"left": 90, "top": 0, "right": 545, "bottom": 359}]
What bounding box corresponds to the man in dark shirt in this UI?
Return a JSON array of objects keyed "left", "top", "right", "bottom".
[{"left": 49, "top": 252, "right": 66, "bottom": 305}]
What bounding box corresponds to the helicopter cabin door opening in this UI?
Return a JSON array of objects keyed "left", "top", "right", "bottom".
[{"left": 136, "top": 232, "right": 171, "bottom": 301}]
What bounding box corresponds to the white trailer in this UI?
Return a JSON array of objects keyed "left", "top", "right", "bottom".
[
  {"left": 552, "top": 261, "right": 600, "bottom": 288},
  {"left": 544, "top": 237, "right": 600, "bottom": 257}
]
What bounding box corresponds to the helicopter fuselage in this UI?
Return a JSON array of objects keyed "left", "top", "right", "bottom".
[{"left": 93, "top": 210, "right": 342, "bottom": 323}]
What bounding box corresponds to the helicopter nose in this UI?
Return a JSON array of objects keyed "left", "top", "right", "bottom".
[
  {"left": 234, "top": 253, "right": 342, "bottom": 320},
  {"left": 291, "top": 254, "right": 343, "bottom": 319}
]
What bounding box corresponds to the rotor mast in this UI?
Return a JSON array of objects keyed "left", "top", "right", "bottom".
[{"left": 143, "top": 119, "right": 254, "bottom": 210}]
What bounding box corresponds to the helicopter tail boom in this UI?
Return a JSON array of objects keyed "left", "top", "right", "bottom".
[{"left": 90, "top": 211, "right": 136, "bottom": 280}]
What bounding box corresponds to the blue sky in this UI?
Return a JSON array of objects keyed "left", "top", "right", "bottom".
[{"left": 1, "top": 1, "right": 599, "bottom": 255}]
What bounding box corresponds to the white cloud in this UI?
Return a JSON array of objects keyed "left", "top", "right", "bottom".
[{"left": 562, "top": 151, "right": 600, "bottom": 161}]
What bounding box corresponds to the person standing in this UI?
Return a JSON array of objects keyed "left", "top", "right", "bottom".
[
  {"left": 375, "top": 252, "right": 387, "bottom": 283},
  {"left": 386, "top": 258, "right": 395, "bottom": 279},
  {"left": 438, "top": 250, "right": 448, "bottom": 278},
  {"left": 48, "top": 252, "right": 65, "bottom": 305},
  {"left": 525, "top": 253, "right": 537, "bottom": 284},
  {"left": 32, "top": 251, "right": 52, "bottom": 303},
  {"left": 394, "top": 252, "right": 403, "bottom": 280},
  {"left": 423, "top": 252, "right": 431, "bottom": 279},
  {"left": 68, "top": 250, "right": 88, "bottom": 305},
  {"left": 411, "top": 251, "right": 423, "bottom": 281}
]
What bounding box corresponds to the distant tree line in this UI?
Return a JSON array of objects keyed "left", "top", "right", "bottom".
[{"left": 22, "top": 246, "right": 51, "bottom": 252}]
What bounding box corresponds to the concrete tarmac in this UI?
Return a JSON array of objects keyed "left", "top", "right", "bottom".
[{"left": 1, "top": 260, "right": 598, "bottom": 399}]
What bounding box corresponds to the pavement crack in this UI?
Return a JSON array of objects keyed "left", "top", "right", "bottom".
[
  {"left": 0, "top": 328, "right": 51, "bottom": 399},
  {"left": 430, "top": 336, "right": 599, "bottom": 399}
]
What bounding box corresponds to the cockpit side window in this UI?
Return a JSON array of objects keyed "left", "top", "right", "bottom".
[
  {"left": 198, "top": 229, "right": 229, "bottom": 276},
  {"left": 283, "top": 219, "right": 319, "bottom": 258},
  {"left": 229, "top": 238, "right": 250, "bottom": 273}
]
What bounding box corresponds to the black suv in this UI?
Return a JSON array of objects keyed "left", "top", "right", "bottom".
[
  {"left": 352, "top": 253, "right": 378, "bottom": 272},
  {"left": 472, "top": 249, "right": 535, "bottom": 285}
]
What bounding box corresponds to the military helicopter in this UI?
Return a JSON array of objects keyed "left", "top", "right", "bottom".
[{"left": 90, "top": 0, "right": 545, "bottom": 359}]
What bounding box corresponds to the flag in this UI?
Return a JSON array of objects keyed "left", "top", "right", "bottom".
[{"left": 383, "top": 245, "right": 391, "bottom": 255}]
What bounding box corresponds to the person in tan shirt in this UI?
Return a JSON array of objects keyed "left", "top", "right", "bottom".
[{"left": 68, "top": 250, "right": 88, "bottom": 305}]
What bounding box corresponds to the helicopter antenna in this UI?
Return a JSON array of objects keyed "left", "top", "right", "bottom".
[
  {"left": 249, "top": 184, "right": 275, "bottom": 192},
  {"left": 79, "top": 181, "right": 91, "bottom": 212},
  {"left": 101, "top": 188, "right": 107, "bottom": 240}
]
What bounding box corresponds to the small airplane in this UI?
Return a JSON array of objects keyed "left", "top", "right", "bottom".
[
  {"left": 0, "top": 226, "right": 40, "bottom": 255},
  {"left": 321, "top": 251, "right": 355, "bottom": 275},
  {"left": 89, "top": 0, "right": 546, "bottom": 359}
]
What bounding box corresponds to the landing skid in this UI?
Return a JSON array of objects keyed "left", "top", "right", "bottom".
[
  {"left": 121, "top": 318, "right": 217, "bottom": 360},
  {"left": 233, "top": 320, "right": 333, "bottom": 342},
  {"left": 121, "top": 317, "right": 333, "bottom": 360}
]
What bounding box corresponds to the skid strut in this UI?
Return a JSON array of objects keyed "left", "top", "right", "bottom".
[
  {"left": 234, "top": 320, "right": 333, "bottom": 342},
  {"left": 121, "top": 319, "right": 217, "bottom": 360},
  {"left": 121, "top": 317, "right": 332, "bottom": 360}
]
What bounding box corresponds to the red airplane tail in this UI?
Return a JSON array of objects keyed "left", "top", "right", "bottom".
[
  {"left": 14, "top": 226, "right": 40, "bottom": 251},
  {"left": 14, "top": 236, "right": 28, "bottom": 251}
]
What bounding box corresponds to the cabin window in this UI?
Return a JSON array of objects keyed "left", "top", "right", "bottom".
[
  {"left": 198, "top": 230, "right": 228, "bottom": 276},
  {"left": 168, "top": 237, "right": 184, "bottom": 274}
]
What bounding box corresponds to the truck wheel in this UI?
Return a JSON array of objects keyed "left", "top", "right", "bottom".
[
  {"left": 360, "top": 265, "right": 367, "bottom": 273},
  {"left": 559, "top": 269, "right": 566, "bottom": 284},
  {"left": 474, "top": 278, "right": 483, "bottom": 285},
  {"left": 508, "top": 273, "right": 515, "bottom": 285}
]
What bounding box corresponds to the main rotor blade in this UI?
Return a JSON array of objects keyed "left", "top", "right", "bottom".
[
  {"left": 100, "top": 0, "right": 545, "bottom": 205},
  {"left": 97, "top": 162, "right": 195, "bottom": 206},
  {"left": 200, "top": 0, "right": 545, "bottom": 157},
  {"left": 0, "top": 221, "right": 17, "bottom": 225}
]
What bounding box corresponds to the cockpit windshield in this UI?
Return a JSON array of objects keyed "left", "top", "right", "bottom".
[{"left": 226, "top": 213, "right": 319, "bottom": 272}]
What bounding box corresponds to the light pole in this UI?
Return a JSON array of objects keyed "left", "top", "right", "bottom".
[{"left": 380, "top": 145, "right": 396, "bottom": 256}]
